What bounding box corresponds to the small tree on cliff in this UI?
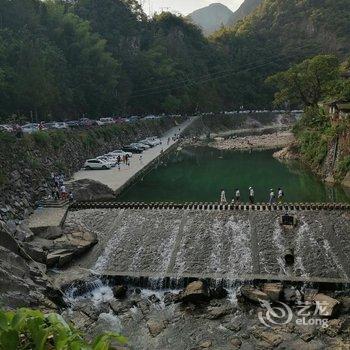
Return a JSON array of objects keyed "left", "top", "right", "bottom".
[{"left": 267, "top": 55, "right": 340, "bottom": 108}]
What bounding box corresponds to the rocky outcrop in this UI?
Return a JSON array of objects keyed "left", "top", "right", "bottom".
[
  {"left": 22, "top": 228, "right": 97, "bottom": 268},
  {"left": 0, "top": 220, "right": 52, "bottom": 308},
  {"left": 66, "top": 179, "right": 115, "bottom": 201}
]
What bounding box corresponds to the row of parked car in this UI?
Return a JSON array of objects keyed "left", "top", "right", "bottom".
[
  {"left": 83, "top": 137, "right": 162, "bottom": 170},
  {"left": 0, "top": 115, "right": 167, "bottom": 134}
]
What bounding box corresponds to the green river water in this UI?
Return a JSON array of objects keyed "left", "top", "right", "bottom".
[{"left": 117, "top": 147, "right": 350, "bottom": 203}]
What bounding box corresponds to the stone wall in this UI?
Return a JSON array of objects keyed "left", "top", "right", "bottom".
[{"left": 0, "top": 117, "right": 185, "bottom": 222}]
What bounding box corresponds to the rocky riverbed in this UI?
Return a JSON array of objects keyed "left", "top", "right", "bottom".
[
  {"left": 205, "top": 131, "right": 295, "bottom": 151},
  {"left": 60, "top": 279, "right": 350, "bottom": 350}
]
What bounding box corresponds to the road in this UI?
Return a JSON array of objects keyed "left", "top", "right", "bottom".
[{"left": 71, "top": 117, "right": 197, "bottom": 191}]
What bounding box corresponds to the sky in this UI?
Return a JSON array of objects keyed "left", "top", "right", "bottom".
[{"left": 141, "top": 1, "right": 245, "bottom": 16}]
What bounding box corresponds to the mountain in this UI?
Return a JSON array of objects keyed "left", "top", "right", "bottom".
[
  {"left": 188, "top": 3, "right": 234, "bottom": 35},
  {"left": 212, "top": 0, "right": 350, "bottom": 108},
  {"left": 228, "top": 0, "right": 262, "bottom": 25}
]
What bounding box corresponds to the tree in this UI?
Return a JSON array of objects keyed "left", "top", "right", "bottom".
[{"left": 267, "top": 55, "right": 340, "bottom": 107}]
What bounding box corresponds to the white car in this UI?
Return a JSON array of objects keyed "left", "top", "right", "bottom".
[
  {"left": 97, "top": 156, "right": 116, "bottom": 167},
  {"left": 142, "top": 137, "right": 162, "bottom": 147},
  {"left": 99, "top": 117, "right": 114, "bottom": 125},
  {"left": 22, "top": 123, "right": 39, "bottom": 134},
  {"left": 84, "top": 159, "right": 112, "bottom": 170},
  {"left": 108, "top": 150, "right": 132, "bottom": 158}
]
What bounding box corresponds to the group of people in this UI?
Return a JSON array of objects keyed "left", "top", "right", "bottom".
[
  {"left": 50, "top": 173, "right": 74, "bottom": 202},
  {"left": 220, "top": 187, "right": 285, "bottom": 204},
  {"left": 116, "top": 154, "right": 131, "bottom": 170}
]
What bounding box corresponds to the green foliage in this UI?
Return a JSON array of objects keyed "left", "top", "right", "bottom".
[
  {"left": 293, "top": 107, "right": 332, "bottom": 168},
  {"left": 0, "top": 170, "right": 8, "bottom": 187},
  {"left": 336, "top": 155, "right": 350, "bottom": 179},
  {"left": 267, "top": 55, "right": 340, "bottom": 107},
  {"left": 0, "top": 308, "right": 126, "bottom": 350},
  {"left": 32, "top": 131, "right": 51, "bottom": 146}
]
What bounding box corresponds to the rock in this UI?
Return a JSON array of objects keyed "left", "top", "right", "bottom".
[
  {"left": 338, "top": 296, "right": 350, "bottom": 314},
  {"left": 22, "top": 242, "right": 47, "bottom": 263},
  {"left": 164, "top": 291, "right": 180, "bottom": 305},
  {"left": 112, "top": 285, "right": 127, "bottom": 299},
  {"left": 33, "top": 226, "right": 63, "bottom": 240},
  {"left": 206, "top": 305, "right": 232, "bottom": 319},
  {"left": 147, "top": 319, "right": 166, "bottom": 337},
  {"left": 241, "top": 286, "right": 268, "bottom": 303},
  {"left": 313, "top": 293, "right": 340, "bottom": 316},
  {"left": 148, "top": 294, "right": 160, "bottom": 304},
  {"left": 321, "top": 319, "right": 343, "bottom": 337},
  {"left": 299, "top": 331, "right": 315, "bottom": 342},
  {"left": 209, "top": 285, "right": 228, "bottom": 299},
  {"left": 262, "top": 283, "right": 283, "bottom": 302},
  {"left": 283, "top": 287, "right": 302, "bottom": 304},
  {"left": 224, "top": 320, "right": 242, "bottom": 332},
  {"left": 47, "top": 249, "right": 74, "bottom": 267},
  {"left": 252, "top": 329, "right": 283, "bottom": 347},
  {"left": 109, "top": 300, "right": 131, "bottom": 315},
  {"left": 14, "top": 225, "right": 34, "bottom": 242},
  {"left": 229, "top": 337, "right": 242, "bottom": 349},
  {"left": 199, "top": 340, "right": 212, "bottom": 348},
  {"left": 303, "top": 288, "right": 318, "bottom": 302},
  {"left": 66, "top": 179, "right": 115, "bottom": 201},
  {"left": 180, "top": 281, "right": 209, "bottom": 303}
]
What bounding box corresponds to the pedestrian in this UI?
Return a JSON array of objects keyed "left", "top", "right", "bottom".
[
  {"left": 235, "top": 188, "right": 241, "bottom": 203},
  {"left": 220, "top": 189, "right": 227, "bottom": 204},
  {"left": 269, "top": 189, "right": 275, "bottom": 205},
  {"left": 249, "top": 187, "right": 255, "bottom": 204},
  {"left": 278, "top": 188, "right": 284, "bottom": 203},
  {"left": 122, "top": 155, "right": 126, "bottom": 164},
  {"left": 139, "top": 154, "right": 143, "bottom": 163},
  {"left": 167, "top": 137, "right": 170, "bottom": 145},
  {"left": 60, "top": 184, "right": 67, "bottom": 200},
  {"left": 69, "top": 191, "right": 74, "bottom": 203}
]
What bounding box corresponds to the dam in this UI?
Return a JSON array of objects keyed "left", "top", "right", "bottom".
[{"left": 64, "top": 203, "right": 350, "bottom": 285}]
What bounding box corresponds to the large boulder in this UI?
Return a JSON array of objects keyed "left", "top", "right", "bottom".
[
  {"left": 179, "top": 281, "right": 210, "bottom": 303},
  {"left": 240, "top": 286, "right": 268, "bottom": 303},
  {"left": 313, "top": 293, "right": 340, "bottom": 317},
  {"left": 66, "top": 179, "right": 115, "bottom": 201}
]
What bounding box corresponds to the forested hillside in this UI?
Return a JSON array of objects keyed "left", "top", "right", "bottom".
[
  {"left": 213, "top": 0, "right": 350, "bottom": 108},
  {"left": 1, "top": 0, "right": 350, "bottom": 121},
  {"left": 0, "top": 0, "right": 223, "bottom": 121}
]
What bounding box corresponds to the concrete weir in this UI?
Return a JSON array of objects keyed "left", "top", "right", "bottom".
[{"left": 64, "top": 203, "right": 350, "bottom": 285}]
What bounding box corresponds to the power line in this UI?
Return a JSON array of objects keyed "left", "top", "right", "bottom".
[{"left": 128, "top": 43, "right": 315, "bottom": 99}]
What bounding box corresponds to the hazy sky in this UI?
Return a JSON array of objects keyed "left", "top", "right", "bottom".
[{"left": 142, "top": 1, "right": 245, "bottom": 15}]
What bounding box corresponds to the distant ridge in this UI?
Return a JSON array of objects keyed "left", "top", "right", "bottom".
[
  {"left": 229, "top": 0, "right": 263, "bottom": 25},
  {"left": 188, "top": 3, "right": 234, "bottom": 35}
]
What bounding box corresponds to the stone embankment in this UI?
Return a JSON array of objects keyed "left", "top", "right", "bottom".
[{"left": 0, "top": 117, "right": 185, "bottom": 223}]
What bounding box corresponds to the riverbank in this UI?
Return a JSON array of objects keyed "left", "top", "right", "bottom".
[
  {"left": 0, "top": 116, "right": 186, "bottom": 223},
  {"left": 206, "top": 131, "right": 295, "bottom": 151},
  {"left": 70, "top": 117, "right": 197, "bottom": 192}
]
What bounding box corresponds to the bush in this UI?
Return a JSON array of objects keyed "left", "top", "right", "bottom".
[
  {"left": 0, "top": 308, "right": 126, "bottom": 350},
  {"left": 32, "top": 131, "right": 50, "bottom": 147}
]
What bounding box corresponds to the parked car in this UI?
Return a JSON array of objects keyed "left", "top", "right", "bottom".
[
  {"left": 84, "top": 159, "right": 112, "bottom": 170},
  {"left": 79, "top": 118, "right": 93, "bottom": 128},
  {"left": 97, "top": 156, "right": 116, "bottom": 167},
  {"left": 141, "top": 137, "right": 162, "bottom": 147},
  {"left": 130, "top": 142, "right": 150, "bottom": 150},
  {"left": 108, "top": 150, "right": 133, "bottom": 158},
  {"left": 44, "top": 122, "right": 60, "bottom": 130},
  {"left": 99, "top": 117, "right": 114, "bottom": 125},
  {"left": 56, "top": 122, "right": 68, "bottom": 129},
  {"left": 0, "top": 124, "right": 13, "bottom": 132},
  {"left": 21, "top": 123, "right": 39, "bottom": 134},
  {"left": 66, "top": 120, "right": 80, "bottom": 128},
  {"left": 122, "top": 145, "right": 143, "bottom": 154}
]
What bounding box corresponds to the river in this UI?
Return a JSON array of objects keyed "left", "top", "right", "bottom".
[{"left": 117, "top": 146, "right": 350, "bottom": 203}]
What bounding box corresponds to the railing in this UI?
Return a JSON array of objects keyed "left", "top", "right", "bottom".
[{"left": 69, "top": 201, "right": 350, "bottom": 211}]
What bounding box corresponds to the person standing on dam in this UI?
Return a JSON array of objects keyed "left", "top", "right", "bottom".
[
  {"left": 269, "top": 189, "right": 276, "bottom": 204},
  {"left": 278, "top": 188, "right": 284, "bottom": 203},
  {"left": 234, "top": 188, "right": 241, "bottom": 203},
  {"left": 220, "top": 189, "right": 227, "bottom": 204},
  {"left": 249, "top": 187, "right": 255, "bottom": 204}
]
